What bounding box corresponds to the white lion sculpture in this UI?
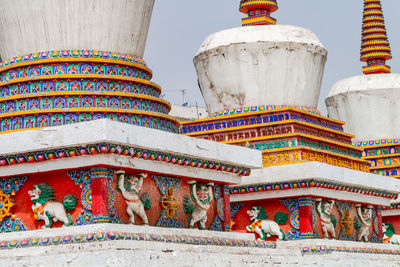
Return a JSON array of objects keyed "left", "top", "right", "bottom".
[
  {"left": 116, "top": 170, "right": 149, "bottom": 225},
  {"left": 28, "top": 183, "right": 77, "bottom": 228},
  {"left": 383, "top": 222, "right": 400, "bottom": 245},
  {"left": 246, "top": 206, "right": 285, "bottom": 241}
]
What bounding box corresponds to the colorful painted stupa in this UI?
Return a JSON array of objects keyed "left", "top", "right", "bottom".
[
  {"left": 2, "top": 0, "right": 400, "bottom": 265},
  {"left": 0, "top": 1, "right": 273, "bottom": 265},
  {"left": 184, "top": 0, "right": 400, "bottom": 245},
  {"left": 326, "top": 0, "right": 400, "bottom": 237}
]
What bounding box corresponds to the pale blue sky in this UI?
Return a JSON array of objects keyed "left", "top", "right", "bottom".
[{"left": 145, "top": 0, "right": 400, "bottom": 115}]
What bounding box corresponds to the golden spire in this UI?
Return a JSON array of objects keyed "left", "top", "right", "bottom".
[{"left": 361, "top": 0, "right": 392, "bottom": 74}]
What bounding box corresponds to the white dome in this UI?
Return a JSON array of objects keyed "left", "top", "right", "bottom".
[
  {"left": 0, "top": 0, "right": 154, "bottom": 59},
  {"left": 326, "top": 74, "right": 400, "bottom": 142},
  {"left": 194, "top": 25, "right": 327, "bottom": 113}
]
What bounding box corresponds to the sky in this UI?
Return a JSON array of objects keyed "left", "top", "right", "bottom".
[{"left": 145, "top": 0, "right": 400, "bottom": 115}]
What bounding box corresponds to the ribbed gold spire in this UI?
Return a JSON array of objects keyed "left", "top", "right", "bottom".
[{"left": 361, "top": 0, "right": 392, "bottom": 74}]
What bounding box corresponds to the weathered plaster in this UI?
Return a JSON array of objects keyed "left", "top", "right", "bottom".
[
  {"left": 326, "top": 74, "right": 400, "bottom": 142},
  {"left": 194, "top": 25, "right": 327, "bottom": 113}
]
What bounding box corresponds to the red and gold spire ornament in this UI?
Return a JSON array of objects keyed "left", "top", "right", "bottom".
[
  {"left": 240, "top": 0, "right": 278, "bottom": 27},
  {"left": 360, "top": 0, "right": 392, "bottom": 75}
]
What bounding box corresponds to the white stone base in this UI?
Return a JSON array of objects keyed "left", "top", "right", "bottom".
[{"left": 1, "top": 224, "right": 400, "bottom": 266}]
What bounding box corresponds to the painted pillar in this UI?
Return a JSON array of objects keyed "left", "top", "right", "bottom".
[
  {"left": 299, "top": 197, "right": 314, "bottom": 239},
  {"left": 377, "top": 207, "right": 383, "bottom": 242},
  {"left": 222, "top": 185, "right": 231, "bottom": 231},
  {"left": 91, "top": 167, "right": 111, "bottom": 223}
]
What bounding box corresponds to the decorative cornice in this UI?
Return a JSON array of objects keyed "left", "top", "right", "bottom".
[
  {"left": 0, "top": 231, "right": 276, "bottom": 250},
  {"left": 0, "top": 142, "right": 252, "bottom": 176},
  {"left": 353, "top": 138, "right": 400, "bottom": 148},
  {"left": 0, "top": 50, "right": 148, "bottom": 69},
  {"left": 208, "top": 105, "right": 321, "bottom": 118},
  {"left": 302, "top": 245, "right": 400, "bottom": 255},
  {"left": 230, "top": 179, "right": 397, "bottom": 199}
]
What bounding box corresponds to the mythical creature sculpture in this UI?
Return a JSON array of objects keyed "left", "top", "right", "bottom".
[
  {"left": 116, "top": 170, "right": 149, "bottom": 225},
  {"left": 187, "top": 180, "right": 213, "bottom": 229},
  {"left": 316, "top": 199, "right": 337, "bottom": 239},
  {"left": 383, "top": 222, "right": 400, "bottom": 245},
  {"left": 28, "top": 183, "right": 77, "bottom": 228},
  {"left": 355, "top": 204, "right": 373, "bottom": 242},
  {"left": 246, "top": 206, "right": 285, "bottom": 241}
]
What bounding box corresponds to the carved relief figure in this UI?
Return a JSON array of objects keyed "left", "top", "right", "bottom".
[
  {"left": 383, "top": 222, "right": 400, "bottom": 245},
  {"left": 116, "top": 170, "right": 149, "bottom": 225},
  {"left": 316, "top": 199, "right": 337, "bottom": 239},
  {"left": 188, "top": 180, "right": 213, "bottom": 229},
  {"left": 355, "top": 204, "right": 373, "bottom": 242},
  {"left": 246, "top": 206, "right": 286, "bottom": 241},
  {"left": 28, "top": 183, "right": 77, "bottom": 228}
]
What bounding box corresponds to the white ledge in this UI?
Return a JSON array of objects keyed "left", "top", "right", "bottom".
[{"left": 0, "top": 119, "right": 262, "bottom": 169}]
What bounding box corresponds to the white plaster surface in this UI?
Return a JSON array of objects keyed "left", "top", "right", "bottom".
[
  {"left": 0, "top": 0, "right": 155, "bottom": 59},
  {"left": 194, "top": 25, "right": 327, "bottom": 113},
  {"left": 326, "top": 74, "right": 400, "bottom": 142},
  {"left": 1, "top": 225, "right": 400, "bottom": 266},
  {"left": 169, "top": 104, "right": 209, "bottom": 121},
  {"left": 0, "top": 119, "right": 262, "bottom": 169},
  {"left": 231, "top": 162, "right": 400, "bottom": 205}
]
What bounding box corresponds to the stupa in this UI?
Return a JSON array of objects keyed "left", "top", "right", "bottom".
[
  {"left": 326, "top": 0, "right": 400, "bottom": 238},
  {"left": 183, "top": 0, "right": 400, "bottom": 249}
]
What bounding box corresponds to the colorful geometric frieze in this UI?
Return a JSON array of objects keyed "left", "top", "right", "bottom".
[
  {"left": 0, "top": 112, "right": 178, "bottom": 134},
  {"left": 302, "top": 245, "right": 400, "bottom": 255},
  {"left": 0, "top": 50, "right": 179, "bottom": 133},
  {"left": 0, "top": 62, "right": 151, "bottom": 83},
  {"left": 0, "top": 50, "right": 147, "bottom": 69},
  {"left": 0, "top": 143, "right": 251, "bottom": 176},
  {"left": 209, "top": 105, "right": 321, "bottom": 118},
  {"left": 230, "top": 179, "right": 397, "bottom": 199},
  {"left": 0, "top": 231, "right": 276, "bottom": 250},
  {"left": 248, "top": 136, "right": 361, "bottom": 159},
  {"left": 1, "top": 80, "right": 160, "bottom": 98},
  {"left": 239, "top": 0, "right": 278, "bottom": 26},
  {"left": 1, "top": 95, "right": 170, "bottom": 115},
  {"left": 360, "top": 0, "right": 392, "bottom": 74},
  {"left": 182, "top": 109, "right": 344, "bottom": 134},
  {"left": 353, "top": 138, "right": 400, "bottom": 147}
]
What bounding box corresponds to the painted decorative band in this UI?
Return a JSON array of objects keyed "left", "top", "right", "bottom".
[
  {"left": 209, "top": 105, "right": 321, "bottom": 118},
  {"left": 230, "top": 179, "right": 397, "bottom": 199},
  {"left": 0, "top": 142, "right": 252, "bottom": 176},
  {"left": 1, "top": 94, "right": 170, "bottom": 116},
  {"left": 0, "top": 231, "right": 276, "bottom": 250},
  {"left": 0, "top": 112, "right": 179, "bottom": 134},
  {"left": 0, "top": 50, "right": 148, "bottom": 69},
  {"left": 0, "top": 62, "right": 151, "bottom": 84},
  {"left": 302, "top": 245, "right": 400, "bottom": 255}
]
